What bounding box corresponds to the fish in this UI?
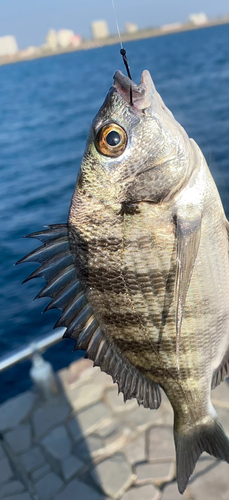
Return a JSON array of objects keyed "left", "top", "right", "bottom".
[{"left": 17, "top": 68, "right": 229, "bottom": 493}]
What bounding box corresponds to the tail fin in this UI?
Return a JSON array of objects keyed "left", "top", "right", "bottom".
[{"left": 174, "top": 414, "right": 229, "bottom": 494}]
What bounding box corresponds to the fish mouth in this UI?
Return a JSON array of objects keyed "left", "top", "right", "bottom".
[{"left": 113, "top": 70, "right": 154, "bottom": 110}]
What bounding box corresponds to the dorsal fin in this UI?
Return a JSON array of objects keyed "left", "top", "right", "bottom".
[
  {"left": 175, "top": 216, "right": 201, "bottom": 364},
  {"left": 17, "top": 224, "right": 161, "bottom": 410}
]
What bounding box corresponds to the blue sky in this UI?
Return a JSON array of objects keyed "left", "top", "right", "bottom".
[{"left": 0, "top": 0, "right": 228, "bottom": 49}]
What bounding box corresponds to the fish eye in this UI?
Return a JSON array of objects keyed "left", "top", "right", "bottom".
[
  {"left": 106, "top": 130, "right": 121, "bottom": 146},
  {"left": 95, "top": 123, "right": 127, "bottom": 157}
]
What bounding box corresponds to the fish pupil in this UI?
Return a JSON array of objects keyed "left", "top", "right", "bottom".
[{"left": 106, "top": 130, "right": 121, "bottom": 147}]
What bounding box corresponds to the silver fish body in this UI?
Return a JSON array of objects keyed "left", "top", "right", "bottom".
[{"left": 18, "top": 69, "right": 229, "bottom": 493}]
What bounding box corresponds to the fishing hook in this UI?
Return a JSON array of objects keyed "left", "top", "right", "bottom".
[{"left": 120, "top": 48, "right": 133, "bottom": 106}]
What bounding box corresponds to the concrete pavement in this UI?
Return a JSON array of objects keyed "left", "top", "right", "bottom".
[{"left": 0, "top": 358, "right": 229, "bottom": 500}]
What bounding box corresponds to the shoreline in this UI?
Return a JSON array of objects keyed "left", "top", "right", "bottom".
[{"left": 0, "top": 17, "right": 229, "bottom": 68}]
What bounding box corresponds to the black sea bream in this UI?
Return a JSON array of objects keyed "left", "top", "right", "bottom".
[{"left": 18, "top": 70, "right": 229, "bottom": 493}]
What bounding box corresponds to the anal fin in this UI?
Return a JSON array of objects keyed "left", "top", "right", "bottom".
[{"left": 212, "top": 348, "right": 229, "bottom": 389}]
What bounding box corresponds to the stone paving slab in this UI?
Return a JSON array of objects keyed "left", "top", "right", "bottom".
[
  {"left": 20, "top": 446, "right": 45, "bottom": 473},
  {"left": 94, "top": 418, "right": 120, "bottom": 440},
  {"left": 33, "top": 399, "right": 70, "bottom": 439},
  {"left": 54, "top": 478, "right": 108, "bottom": 500},
  {"left": 0, "top": 392, "right": 36, "bottom": 432},
  {"left": 41, "top": 425, "right": 71, "bottom": 460},
  {"left": 0, "top": 456, "right": 13, "bottom": 485},
  {"left": 124, "top": 433, "right": 146, "bottom": 465},
  {"left": 58, "top": 360, "right": 113, "bottom": 392},
  {"left": 105, "top": 388, "right": 138, "bottom": 414},
  {"left": 121, "top": 484, "right": 161, "bottom": 500},
  {"left": 75, "top": 435, "right": 103, "bottom": 462},
  {"left": 67, "top": 383, "right": 105, "bottom": 412},
  {"left": 31, "top": 464, "right": 51, "bottom": 481},
  {"left": 124, "top": 400, "right": 173, "bottom": 431},
  {"left": 60, "top": 454, "right": 84, "bottom": 481},
  {"left": 0, "top": 358, "right": 229, "bottom": 500},
  {"left": 35, "top": 472, "right": 63, "bottom": 500},
  {"left": 148, "top": 426, "right": 175, "bottom": 461},
  {"left": 189, "top": 460, "right": 229, "bottom": 500},
  {"left": 5, "top": 495, "right": 32, "bottom": 500},
  {"left": 0, "top": 480, "right": 25, "bottom": 496},
  {"left": 5, "top": 425, "right": 32, "bottom": 454},
  {"left": 69, "top": 401, "right": 112, "bottom": 437},
  {"left": 135, "top": 461, "right": 175, "bottom": 483},
  {"left": 161, "top": 482, "right": 190, "bottom": 499},
  {"left": 92, "top": 453, "right": 133, "bottom": 499},
  {"left": 0, "top": 442, "right": 6, "bottom": 460}
]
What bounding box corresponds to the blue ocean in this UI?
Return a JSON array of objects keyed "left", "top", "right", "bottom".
[{"left": 1, "top": 24, "right": 229, "bottom": 403}]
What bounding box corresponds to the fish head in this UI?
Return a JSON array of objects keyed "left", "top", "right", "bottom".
[{"left": 74, "top": 69, "right": 194, "bottom": 208}]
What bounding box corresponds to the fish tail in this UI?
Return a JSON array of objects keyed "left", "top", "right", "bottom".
[{"left": 174, "top": 410, "right": 229, "bottom": 494}]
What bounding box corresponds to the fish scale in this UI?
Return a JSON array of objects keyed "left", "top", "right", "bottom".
[
  {"left": 122, "top": 208, "right": 176, "bottom": 357},
  {"left": 18, "top": 68, "right": 229, "bottom": 494},
  {"left": 72, "top": 199, "right": 185, "bottom": 382}
]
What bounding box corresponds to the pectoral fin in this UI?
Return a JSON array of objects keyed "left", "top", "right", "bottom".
[{"left": 175, "top": 216, "right": 201, "bottom": 363}]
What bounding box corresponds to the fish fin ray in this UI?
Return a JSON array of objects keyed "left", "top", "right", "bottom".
[
  {"left": 65, "top": 304, "right": 94, "bottom": 336},
  {"left": 35, "top": 265, "right": 76, "bottom": 299},
  {"left": 174, "top": 413, "right": 229, "bottom": 494},
  {"left": 17, "top": 223, "right": 85, "bottom": 320},
  {"left": 44, "top": 279, "right": 81, "bottom": 312},
  {"left": 23, "top": 224, "right": 68, "bottom": 243},
  {"left": 212, "top": 348, "right": 229, "bottom": 389},
  {"left": 20, "top": 251, "right": 74, "bottom": 284},
  {"left": 54, "top": 291, "right": 87, "bottom": 328},
  {"left": 175, "top": 215, "right": 201, "bottom": 361},
  {"left": 17, "top": 237, "right": 69, "bottom": 265}
]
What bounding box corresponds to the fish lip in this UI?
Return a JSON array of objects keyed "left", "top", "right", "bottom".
[
  {"left": 113, "top": 70, "right": 146, "bottom": 96},
  {"left": 113, "top": 70, "right": 140, "bottom": 90},
  {"left": 113, "top": 70, "right": 153, "bottom": 110}
]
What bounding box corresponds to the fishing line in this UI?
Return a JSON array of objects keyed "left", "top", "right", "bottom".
[
  {"left": 111, "top": 0, "right": 133, "bottom": 105},
  {"left": 111, "top": 0, "right": 123, "bottom": 49}
]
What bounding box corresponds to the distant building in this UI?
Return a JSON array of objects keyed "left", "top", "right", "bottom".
[
  {"left": 71, "top": 35, "right": 82, "bottom": 48},
  {"left": 91, "top": 20, "right": 109, "bottom": 39},
  {"left": 45, "top": 29, "right": 81, "bottom": 51},
  {"left": 125, "top": 22, "right": 138, "bottom": 34},
  {"left": 20, "top": 46, "right": 39, "bottom": 58},
  {"left": 57, "top": 29, "right": 75, "bottom": 48},
  {"left": 161, "top": 22, "right": 183, "bottom": 32},
  {"left": 189, "top": 12, "right": 208, "bottom": 26},
  {"left": 0, "top": 35, "right": 18, "bottom": 56},
  {"left": 46, "top": 30, "right": 58, "bottom": 50}
]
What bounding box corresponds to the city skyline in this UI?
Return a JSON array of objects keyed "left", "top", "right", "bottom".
[{"left": 0, "top": 0, "right": 229, "bottom": 49}]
